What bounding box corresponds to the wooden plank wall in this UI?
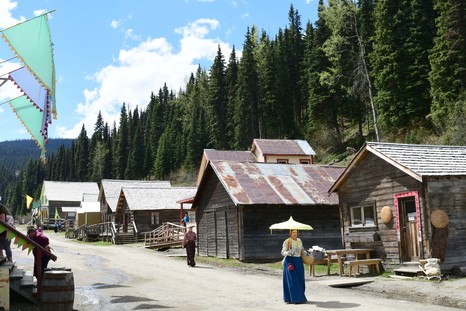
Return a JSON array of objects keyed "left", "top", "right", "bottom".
[
  {"left": 196, "top": 170, "right": 237, "bottom": 257},
  {"left": 426, "top": 177, "right": 466, "bottom": 270},
  {"left": 338, "top": 152, "right": 423, "bottom": 270},
  {"left": 241, "top": 205, "right": 342, "bottom": 262},
  {"left": 133, "top": 210, "right": 179, "bottom": 233}
]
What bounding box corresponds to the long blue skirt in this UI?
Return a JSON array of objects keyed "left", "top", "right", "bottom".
[{"left": 283, "top": 256, "right": 307, "bottom": 304}]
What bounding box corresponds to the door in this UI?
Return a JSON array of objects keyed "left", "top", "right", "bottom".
[{"left": 395, "top": 192, "right": 421, "bottom": 262}]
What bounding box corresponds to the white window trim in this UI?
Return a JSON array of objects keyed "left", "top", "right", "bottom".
[{"left": 350, "top": 205, "right": 376, "bottom": 228}]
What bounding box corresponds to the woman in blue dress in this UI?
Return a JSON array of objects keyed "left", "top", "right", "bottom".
[{"left": 281, "top": 229, "right": 307, "bottom": 304}]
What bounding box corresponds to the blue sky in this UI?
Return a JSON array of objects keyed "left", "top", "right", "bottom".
[{"left": 0, "top": 0, "right": 318, "bottom": 143}]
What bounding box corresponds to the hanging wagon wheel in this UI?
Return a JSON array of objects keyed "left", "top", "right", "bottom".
[
  {"left": 380, "top": 206, "right": 393, "bottom": 224},
  {"left": 431, "top": 209, "right": 449, "bottom": 228}
]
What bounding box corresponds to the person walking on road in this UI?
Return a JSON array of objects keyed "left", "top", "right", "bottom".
[
  {"left": 281, "top": 229, "right": 307, "bottom": 304},
  {"left": 183, "top": 225, "right": 197, "bottom": 267}
]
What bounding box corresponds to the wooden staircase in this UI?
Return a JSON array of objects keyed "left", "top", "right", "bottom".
[
  {"left": 2, "top": 260, "right": 39, "bottom": 305},
  {"left": 393, "top": 261, "right": 424, "bottom": 277},
  {"left": 114, "top": 232, "right": 138, "bottom": 244},
  {"left": 144, "top": 222, "right": 186, "bottom": 249}
]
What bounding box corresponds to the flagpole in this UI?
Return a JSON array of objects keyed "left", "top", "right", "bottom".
[
  {"left": 0, "top": 9, "right": 56, "bottom": 33},
  {"left": 0, "top": 56, "right": 18, "bottom": 65}
]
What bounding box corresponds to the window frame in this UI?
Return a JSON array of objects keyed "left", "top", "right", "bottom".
[
  {"left": 350, "top": 204, "right": 376, "bottom": 228},
  {"left": 150, "top": 211, "right": 160, "bottom": 225}
]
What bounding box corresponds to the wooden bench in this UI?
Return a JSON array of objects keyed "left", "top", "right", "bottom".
[
  {"left": 345, "top": 258, "right": 382, "bottom": 276},
  {"left": 309, "top": 257, "right": 338, "bottom": 276}
]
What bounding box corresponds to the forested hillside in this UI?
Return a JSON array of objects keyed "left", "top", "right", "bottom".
[{"left": 1, "top": 1, "right": 464, "bottom": 216}]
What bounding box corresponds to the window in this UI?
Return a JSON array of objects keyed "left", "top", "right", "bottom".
[
  {"left": 350, "top": 205, "right": 375, "bottom": 227},
  {"left": 277, "top": 159, "right": 289, "bottom": 164},
  {"left": 150, "top": 212, "right": 160, "bottom": 225},
  {"left": 299, "top": 159, "right": 311, "bottom": 164}
]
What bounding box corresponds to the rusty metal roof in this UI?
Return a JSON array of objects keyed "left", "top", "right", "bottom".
[
  {"left": 209, "top": 161, "right": 344, "bottom": 206},
  {"left": 252, "top": 139, "right": 316, "bottom": 156}
]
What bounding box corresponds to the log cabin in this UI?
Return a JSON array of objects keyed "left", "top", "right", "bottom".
[{"left": 329, "top": 142, "right": 466, "bottom": 272}]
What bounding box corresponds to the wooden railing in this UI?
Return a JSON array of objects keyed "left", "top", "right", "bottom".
[{"left": 144, "top": 222, "right": 186, "bottom": 248}]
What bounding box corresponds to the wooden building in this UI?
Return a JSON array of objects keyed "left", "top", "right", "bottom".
[
  {"left": 192, "top": 161, "right": 345, "bottom": 262},
  {"left": 40, "top": 181, "right": 99, "bottom": 223},
  {"left": 196, "top": 139, "right": 315, "bottom": 186},
  {"left": 251, "top": 139, "right": 316, "bottom": 164},
  {"left": 75, "top": 201, "right": 100, "bottom": 228},
  {"left": 329, "top": 142, "right": 466, "bottom": 272},
  {"left": 98, "top": 179, "right": 171, "bottom": 224},
  {"left": 115, "top": 186, "right": 197, "bottom": 235}
]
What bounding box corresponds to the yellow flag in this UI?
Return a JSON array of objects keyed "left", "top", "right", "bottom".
[
  {"left": 26, "top": 195, "right": 33, "bottom": 209},
  {"left": 55, "top": 208, "right": 60, "bottom": 219}
]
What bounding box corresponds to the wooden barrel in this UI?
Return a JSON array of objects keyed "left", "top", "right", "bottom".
[{"left": 40, "top": 269, "right": 74, "bottom": 311}]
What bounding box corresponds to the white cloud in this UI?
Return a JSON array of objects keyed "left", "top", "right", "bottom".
[
  {"left": 125, "top": 29, "right": 141, "bottom": 41},
  {"left": 0, "top": 0, "right": 24, "bottom": 28},
  {"left": 110, "top": 19, "right": 120, "bottom": 29},
  {"left": 56, "top": 18, "right": 232, "bottom": 139}
]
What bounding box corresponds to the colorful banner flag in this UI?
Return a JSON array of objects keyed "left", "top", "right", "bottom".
[
  {"left": 54, "top": 208, "right": 60, "bottom": 219},
  {"left": 26, "top": 194, "right": 33, "bottom": 209}
]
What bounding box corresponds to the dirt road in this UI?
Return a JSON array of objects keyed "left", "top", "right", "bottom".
[{"left": 11, "top": 230, "right": 466, "bottom": 311}]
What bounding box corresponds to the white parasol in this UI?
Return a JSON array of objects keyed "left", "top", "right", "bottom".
[{"left": 269, "top": 216, "right": 313, "bottom": 232}]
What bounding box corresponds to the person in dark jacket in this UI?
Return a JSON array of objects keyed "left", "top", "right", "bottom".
[{"left": 182, "top": 225, "right": 197, "bottom": 267}]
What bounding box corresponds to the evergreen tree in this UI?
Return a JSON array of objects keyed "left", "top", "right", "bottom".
[
  {"left": 116, "top": 104, "right": 129, "bottom": 179},
  {"left": 429, "top": 0, "right": 466, "bottom": 127},
  {"left": 225, "top": 47, "right": 239, "bottom": 149},
  {"left": 306, "top": 0, "right": 342, "bottom": 145},
  {"left": 371, "top": 0, "right": 434, "bottom": 131},
  {"left": 75, "top": 125, "right": 90, "bottom": 181},
  {"left": 284, "top": 4, "right": 304, "bottom": 132},
  {"left": 235, "top": 27, "right": 260, "bottom": 149},
  {"left": 207, "top": 46, "right": 228, "bottom": 149}
]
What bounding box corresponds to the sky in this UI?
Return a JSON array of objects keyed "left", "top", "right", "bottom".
[{"left": 0, "top": 0, "right": 319, "bottom": 144}]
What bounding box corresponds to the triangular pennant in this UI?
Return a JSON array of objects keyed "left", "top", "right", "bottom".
[
  {"left": 16, "top": 236, "right": 26, "bottom": 247},
  {"left": 9, "top": 66, "right": 50, "bottom": 112},
  {"left": 9, "top": 95, "right": 47, "bottom": 153},
  {"left": 1, "top": 14, "right": 56, "bottom": 108},
  {"left": 26, "top": 195, "right": 34, "bottom": 209},
  {"left": 6, "top": 230, "right": 15, "bottom": 241},
  {"left": 22, "top": 242, "right": 30, "bottom": 251}
]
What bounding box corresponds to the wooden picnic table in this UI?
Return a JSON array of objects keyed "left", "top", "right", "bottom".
[{"left": 325, "top": 248, "right": 373, "bottom": 276}]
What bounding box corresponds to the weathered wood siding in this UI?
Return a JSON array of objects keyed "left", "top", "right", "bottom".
[
  {"left": 197, "top": 170, "right": 238, "bottom": 258},
  {"left": 241, "top": 205, "right": 342, "bottom": 261},
  {"left": 426, "top": 177, "right": 466, "bottom": 270},
  {"left": 338, "top": 152, "right": 423, "bottom": 270},
  {"left": 133, "top": 210, "right": 180, "bottom": 233}
]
